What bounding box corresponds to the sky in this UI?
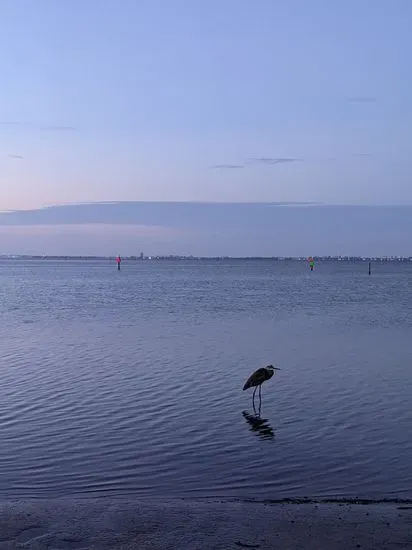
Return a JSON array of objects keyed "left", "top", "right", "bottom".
[{"left": 0, "top": 1, "right": 411, "bottom": 255}]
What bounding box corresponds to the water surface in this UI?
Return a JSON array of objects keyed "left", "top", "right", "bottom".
[{"left": 0, "top": 259, "right": 411, "bottom": 500}]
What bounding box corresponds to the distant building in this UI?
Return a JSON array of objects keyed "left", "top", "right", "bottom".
[{"left": 140, "top": 252, "right": 144, "bottom": 260}]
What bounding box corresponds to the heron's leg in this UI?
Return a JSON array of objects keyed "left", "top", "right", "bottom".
[
  {"left": 259, "top": 384, "right": 262, "bottom": 401},
  {"left": 252, "top": 386, "right": 256, "bottom": 408}
]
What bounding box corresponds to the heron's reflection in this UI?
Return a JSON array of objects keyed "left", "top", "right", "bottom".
[{"left": 242, "top": 400, "right": 275, "bottom": 440}]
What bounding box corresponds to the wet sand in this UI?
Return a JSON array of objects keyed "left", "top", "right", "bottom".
[{"left": 0, "top": 498, "right": 411, "bottom": 549}]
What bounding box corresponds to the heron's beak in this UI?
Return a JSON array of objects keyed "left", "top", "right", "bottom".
[{"left": 274, "top": 367, "right": 281, "bottom": 370}]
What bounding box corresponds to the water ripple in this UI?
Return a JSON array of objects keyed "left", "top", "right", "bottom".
[{"left": 0, "top": 259, "right": 411, "bottom": 500}]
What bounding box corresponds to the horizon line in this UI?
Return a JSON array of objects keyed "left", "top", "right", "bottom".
[
  {"left": 2, "top": 200, "right": 412, "bottom": 214},
  {"left": 1, "top": 255, "right": 411, "bottom": 261}
]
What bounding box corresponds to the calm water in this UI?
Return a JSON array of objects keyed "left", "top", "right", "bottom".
[{"left": 0, "top": 259, "right": 411, "bottom": 501}]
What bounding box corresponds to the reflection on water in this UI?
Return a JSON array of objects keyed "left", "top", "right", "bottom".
[{"left": 242, "top": 400, "right": 275, "bottom": 440}]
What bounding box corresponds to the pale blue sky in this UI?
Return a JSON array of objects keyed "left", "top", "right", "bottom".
[{"left": 1, "top": 0, "right": 411, "bottom": 211}]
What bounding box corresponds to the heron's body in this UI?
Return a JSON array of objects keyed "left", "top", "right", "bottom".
[
  {"left": 243, "top": 365, "right": 279, "bottom": 404},
  {"left": 243, "top": 366, "right": 274, "bottom": 390}
]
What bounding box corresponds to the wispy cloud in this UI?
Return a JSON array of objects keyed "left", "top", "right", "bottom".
[
  {"left": 210, "top": 157, "right": 301, "bottom": 169},
  {"left": 0, "top": 121, "right": 78, "bottom": 131},
  {"left": 266, "top": 201, "right": 321, "bottom": 207},
  {"left": 347, "top": 96, "right": 378, "bottom": 103},
  {"left": 40, "top": 125, "right": 78, "bottom": 132},
  {"left": 210, "top": 164, "right": 244, "bottom": 169},
  {"left": 248, "top": 157, "right": 301, "bottom": 165},
  {"left": 351, "top": 153, "right": 372, "bottom": 157},
  {"left": 8, "top": 154, "right": 23, "bottom": 159}
]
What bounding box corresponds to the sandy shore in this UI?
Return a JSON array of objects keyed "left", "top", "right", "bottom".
[{"left": 0, "top": 498, "right": 410, "bottom": 549}]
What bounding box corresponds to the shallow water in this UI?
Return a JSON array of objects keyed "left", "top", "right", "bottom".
[{"left": 0, "top": 259, "right": 411, "bottom": 500}]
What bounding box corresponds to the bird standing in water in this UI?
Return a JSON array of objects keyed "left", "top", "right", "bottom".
[{"left": 243, "top": 365, "right": 280, "bottom": 406}]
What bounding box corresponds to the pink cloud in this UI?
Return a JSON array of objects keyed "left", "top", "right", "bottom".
[
  {"left": 0, "top": 224, "right": 187, "bottom": 256},
  {"left": 0, "top": 223, "right": 182, "bottom": 237}
]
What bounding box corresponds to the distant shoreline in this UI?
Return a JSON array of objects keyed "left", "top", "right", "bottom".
[{"left": 0, "top": 255, "right": 411, "bottom": 262}]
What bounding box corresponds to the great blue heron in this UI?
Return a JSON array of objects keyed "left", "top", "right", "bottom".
[{"left": 243, "top": 365, "right": 280, "bottom": 405}]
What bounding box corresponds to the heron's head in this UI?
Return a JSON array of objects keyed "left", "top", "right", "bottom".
[{"left": 266, "top": 364, "right": 280, "bottom": 371}]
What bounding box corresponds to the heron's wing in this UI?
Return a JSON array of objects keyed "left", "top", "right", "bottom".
[{"left": 243, "top": 367, "right": 267, "bottom": 390}]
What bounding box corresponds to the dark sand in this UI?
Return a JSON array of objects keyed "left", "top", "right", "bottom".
[{"left": 0, "top": 498, "right": 411, "bottom": 549}]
